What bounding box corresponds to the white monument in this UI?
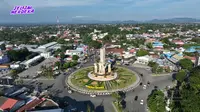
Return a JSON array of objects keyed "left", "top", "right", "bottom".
[
  {"left": 88, "top": 47, "right": 117, "bottom": 81},
  {"left": 94, "top": 47, "right": 112, "bottom": 75}
]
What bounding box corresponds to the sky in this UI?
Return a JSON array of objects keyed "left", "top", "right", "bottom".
[{"left": 0, "top": 0, "right": 200, "bottom": 23}]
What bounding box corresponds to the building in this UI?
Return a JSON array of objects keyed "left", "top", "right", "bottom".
[
  {"left": 0, "top": 96, "right": 25, "bottom": 112},
  {"left": 76, "top": 44, "right": 88, "bottom": 54},
  {"left": 0, "top": 55, "right": 10, "bottom": 64},
  {"left": 0, "top": 65, "right": 10, "bottom": 71},
  {"left": 37, "top": 42, "right": 57, "bottom": 52},
  {"left": 22, "top": 55, "right": 44, "bottom": 68},
  {"left": 40, "top": 52, "right": 52, "bottom": 58},
  {"left": 172, "top": 40, "right": 184, "bottom": 46},
  {"left": 0, "top": 76, "right": 14, "bottom": 85},
  {"left": 28, "top": 109, "right": 64, "bottom": 112},
  {"left": 65, "top": 50, "right": 83, "bottom": 57},
  {"left": 106, "top": 48, "right": 124, "bottom": 57},
  {"left": 152, "top": 42, "right": 164, "bottom": 48},
  {"left": 10, "top": 61, "right": 24, "bottom": 69},
  {"left": 5, "top": 45, "right": 13, "bottom": 51},
  {"left": 134, "top": 55, "right": 152, "bottom": 65},
  {"left": 16, "top": 97, "right": 46, "bottom": 112},
  {"left": 184, "top": 56, "right": 196, "bottom": 63}
]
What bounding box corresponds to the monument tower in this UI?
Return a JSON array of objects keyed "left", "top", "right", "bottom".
[{"left": 94, "top": 47, "right": 111, "bottom": 75}]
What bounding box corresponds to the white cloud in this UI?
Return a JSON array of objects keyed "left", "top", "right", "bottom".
[
  {"left": 2, "top": 0, "right": 102, "bottom": 8},
  {"left": 72, "top": 16, "right": 89, "bottom": 18}
]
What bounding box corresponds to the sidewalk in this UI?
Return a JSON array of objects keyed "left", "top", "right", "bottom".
[
  {"left": 132, "top": 64, "right": 151, "bottom": 69},
  {"left": 152, "top": 73, "right": 172, "bottom": 76},
  {"left": 19, "top": 78, "right": 55, "bottom": 81}
]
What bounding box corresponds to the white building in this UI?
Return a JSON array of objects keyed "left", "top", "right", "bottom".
[
  {"left": 23, "top": 55, "right": 44, "bottom": 68},
  {"left": 38, "top": 42, "right": 57, "bottom": 51},
  {"left": 65, "top": 50, "right": 83, "bottom": 57},
  {"left": 40, "top": 52, "right": 52, "bottom": 58},
  {"left": 134, "top": 55, "right": 152, "bottom": 65},
  {"left": 10, "top": 61, "right": 23, "bottom": 69}
]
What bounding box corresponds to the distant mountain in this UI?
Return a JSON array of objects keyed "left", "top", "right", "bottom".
[
  {"left": 146, "top": 18, "right": 200, "bottom": 23},
  {"left": 68, "top": 18, "right": 200, "bottom": 24},
  {"left": 1, "top": 17, "right": 200, "bottom": 25}
]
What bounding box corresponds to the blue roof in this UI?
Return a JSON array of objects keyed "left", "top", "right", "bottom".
[{"left": 152, "top": 42, "right": 163, "bottom": 46}]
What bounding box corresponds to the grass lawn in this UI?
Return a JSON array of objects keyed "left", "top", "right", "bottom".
[
  {"left": 70, "top": 66, "right": 137, "bottom": 91},
  {"left": 112, "top": 101, "right": 123, "bottom": 112}
]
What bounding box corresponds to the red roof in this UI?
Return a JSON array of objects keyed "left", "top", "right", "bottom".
[
  {"left": 0, "top": 98, "right": 18, "bottom": 110},
  {"left": 17, "top": 98, "right": 45, "bottom": 112},
  {"left": 106, "top": 48, "right": 124, "bottom": 55},
  {"left": 129, "top": 49, "right": 135, "bottom": 53},
  {"left": 184, "top": 56, "right": 196, "bottom": 61}
]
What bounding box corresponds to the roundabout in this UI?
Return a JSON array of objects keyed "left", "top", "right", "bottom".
[
  {"left": 66, "top": 66, "right": 141, "bottom": 95},
  {"left": 66, "top": 47, "right": 141, "bottom": 95}
]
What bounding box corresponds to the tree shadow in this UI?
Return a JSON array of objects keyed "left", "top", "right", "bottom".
[
  {"left": 50, "top": 96, "right": 95, "bottom": 112},
  {"left": 95, "top": 105, "right": 105, "bottom": 112}
]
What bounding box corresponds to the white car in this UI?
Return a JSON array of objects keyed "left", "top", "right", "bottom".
[
  {"left": 68, "top": 90, "right": 72, "bottom": 94},
  {"left": 143, "top": 85, "right": 147, "bottom": 89},
  {"left": 90, "top": 94, "right": 96, "bottom": 97},
  {"left": 140, "top": 100, "right": 144, "bottom": 105}
]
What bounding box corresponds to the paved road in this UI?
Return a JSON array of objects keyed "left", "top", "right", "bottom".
[
  {"left": 18, "top": 58, "right": 59, "bottom": 78},
  {"left": 22, "top": 61, "right": 173, "bottom": 112}
]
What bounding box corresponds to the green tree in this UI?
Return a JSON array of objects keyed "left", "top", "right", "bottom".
[
  {"left": 7, "top": 47, "right": 31, "bottom": 61},
  {"left": 10, "top": 70, "right": 19, "bottom": 79},
  {"left": 165, "top": 67, "right": 171, "bottom": 73},
  {"left": 63, "top": 62, "right": 70, "bottom": 69},
  {"left": 70, "top": 61, "right": 75, "bottom": 67},
  {"left": 54, "top": 61, "right": 61, "bottom": 67},
  {"left": 72, "top": 55, "right": 79, "bottom": 61},
  {"left": 147, "top": 90, "right": 166, "bottom": 112},
  {"left": 136, "top": 49, "right": 148, "bottom": 56},
  {"left": 60, "top": 52, "right": 65, "bottom": 60},
  {"left": 57, "top": 38, "right": 66, "bottom": 44},
  {"left": 89, "top": 41, "right": 102, "bottom": 49},
  {"left": 176, "top": 70, "right": 186, "bottom": 82},
  {"left": 148, "top": 61, "right": 158, "bottom": 67},
  {"left": 161, "top": 38, "right": 171, "bottom": 44},
  {"left": 156, "top": 67, "right": 163, "bottom": 73},
  {"left": 171, "top": 66, "right": 200, "bottom": 111},
  {"left": 146, "top": 43, "right": 153, "bottom": 49},
  {"left": 178, "top": 58, "right": 193, "bottom": 70},
  {"left": 0, "top": 43, "right": 6, "bottom": 50},
  {"left": 87, "top": 104, "right": 92, "bottom": 112}
]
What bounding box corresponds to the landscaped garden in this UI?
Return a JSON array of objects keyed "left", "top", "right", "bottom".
[{"left": 69, "top": 66, "right": 137, "bottom": 91}]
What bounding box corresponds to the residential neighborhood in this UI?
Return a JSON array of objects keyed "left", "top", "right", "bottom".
[{"left": 0, "top": 23, "right": 200, "bottom": 112}]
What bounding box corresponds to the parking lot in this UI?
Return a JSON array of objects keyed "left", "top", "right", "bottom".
[{"left": 18, "top": 57, "right": 59, "bottom": 78}]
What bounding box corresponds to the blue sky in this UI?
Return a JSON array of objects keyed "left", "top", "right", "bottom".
[{"left": 0, "top": 0, "right": 200, "bottom": 23}]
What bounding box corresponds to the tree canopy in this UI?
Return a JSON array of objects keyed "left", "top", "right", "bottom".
[
  {"left": 136, "top": 49, "right": 148, "bottom": 56},
  {"left": 72, "top": 55, "right": 79, "bottom": 61},
  {"left": 7, "top": 47, "right": 31, "bottom": 61},
  {"left": 178, "top": 58, "right": 193, "bottom": 70},
  {"left": 171, "top": 66, "right": 200, "bottom": 112},
  {"left": 147, "top": 90, "right": 166, "bottom": 112},
  {"left": 176, "top": 70, "right": 186, "bottom": 82}
]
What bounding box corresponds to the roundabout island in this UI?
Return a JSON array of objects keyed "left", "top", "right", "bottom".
[{"left": 66, "top": 47, "right": 141, "bottom": 95}]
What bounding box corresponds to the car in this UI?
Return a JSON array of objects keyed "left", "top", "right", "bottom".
[
  {"left": 68, "top": 90, "right": 73, "bottom": 94},
  {"left": 134, "top": 96, "right": 138, "bottom": 101},
  {"left": 140, "top": 100, "right": 144, "bottom": 105},
  {"left": 90, "top": 94, "right": 96, "bottom": 97},
  {"left": 143, "top": 85, "right": 147, "bottom": 89},
  {"left": 140, "top": 82, "right": 143, "bottom": 86}
]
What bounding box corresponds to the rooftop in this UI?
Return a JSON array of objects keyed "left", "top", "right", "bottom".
[{"left": 38, "top": 42, "right": 57, "bottom": 49}]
